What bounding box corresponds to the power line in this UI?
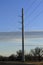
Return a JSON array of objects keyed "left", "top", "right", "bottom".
[
  {"left": 14, "top": 44, "right": 43, "bottom": 46},
  {"left": 24, "top": 45, "right": 43, "bottom": 46},
  {"left": 25, "top": 0, "right": 43, "bottom": 27},
  {"left": 25, "top": 0, "right": 37, "bottom": 15},
  {"left": 28, "top": 0, "right": 43, "bottom": 17},
  {"left": 31, "top": 10, "right": 43, "bottom": 22}
]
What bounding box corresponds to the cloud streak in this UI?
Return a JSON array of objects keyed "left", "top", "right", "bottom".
[
  {"left": 0, "top": 32, "right": 29, "bottom": 42},
  {"left": 0, "top": 31, "right": 43, "bottom": 42}
]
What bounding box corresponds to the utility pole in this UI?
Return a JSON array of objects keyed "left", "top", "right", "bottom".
[{"left": 22, "top": 8, "right": 25, "bottom": 62}]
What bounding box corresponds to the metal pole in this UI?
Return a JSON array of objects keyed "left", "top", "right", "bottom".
[{"left": 22, "top": 8, "right": 25, "bottom": 62}]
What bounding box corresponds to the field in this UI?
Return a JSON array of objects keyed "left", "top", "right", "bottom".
[{"left": 0, "top": 61, "right": 43, "bottom": 65}]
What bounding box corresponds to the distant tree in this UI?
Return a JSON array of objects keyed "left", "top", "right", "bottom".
[
  {"left": 25, "top": 54, "right": 32, "bottom": 61},
  {"left": 30, "top": 47, "right": 43, "bottom": 61},
  {"left": 2, "top": 57, "right": 8, "bottom": 61},
  {"left": 16, "top": 50, "right": 22, "bottom": 61},
  {"left": 0, "top": 56, "right": 3, "bottom": 61},
  {"left": 8, "top": 54, "right": 16, "bottom": 61}
]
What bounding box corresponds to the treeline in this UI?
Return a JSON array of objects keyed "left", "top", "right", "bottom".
[{"left": 0, "top": 47, "right": 43, "bottom": 62}]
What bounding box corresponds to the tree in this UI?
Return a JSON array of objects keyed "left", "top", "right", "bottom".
[
  {"left": 30, "top": 47, "right": 42, "bottom": 61},
  {"left": 8, "top": 54, "right": 17, "bottom": 61},
  {"left": 16, "top": 50, "right": 22, "bottom": 61},
  {"left": 0, "top": 56, "right": 3, "bottom": 61},
  {"left": 25, "top": 54, "right": 32, "bottom": 61}
]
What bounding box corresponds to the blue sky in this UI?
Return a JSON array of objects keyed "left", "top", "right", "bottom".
[
  {"left": 0, "top": 0, "right": 43, "bottom": 32},
  {"left": 0, "top": 0, "right": 43, "bottom": 56}
]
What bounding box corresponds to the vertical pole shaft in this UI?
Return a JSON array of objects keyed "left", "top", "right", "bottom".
[{"left": 22, "top": 8, "right": 25, "bottom": 62}]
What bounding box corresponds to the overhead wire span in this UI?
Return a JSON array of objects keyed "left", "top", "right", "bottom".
[
  {"left": 25, "top": 0, "right": 37, "bottom": 15},
  {"left": 14, "top": 45, "right": 43, "bottom": 46},
  {"left": 28, "top": 0, "right": 43, "bottom": 17},
  {"left": 30, "top": 10, "right": 43, "bottom": 22}
]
